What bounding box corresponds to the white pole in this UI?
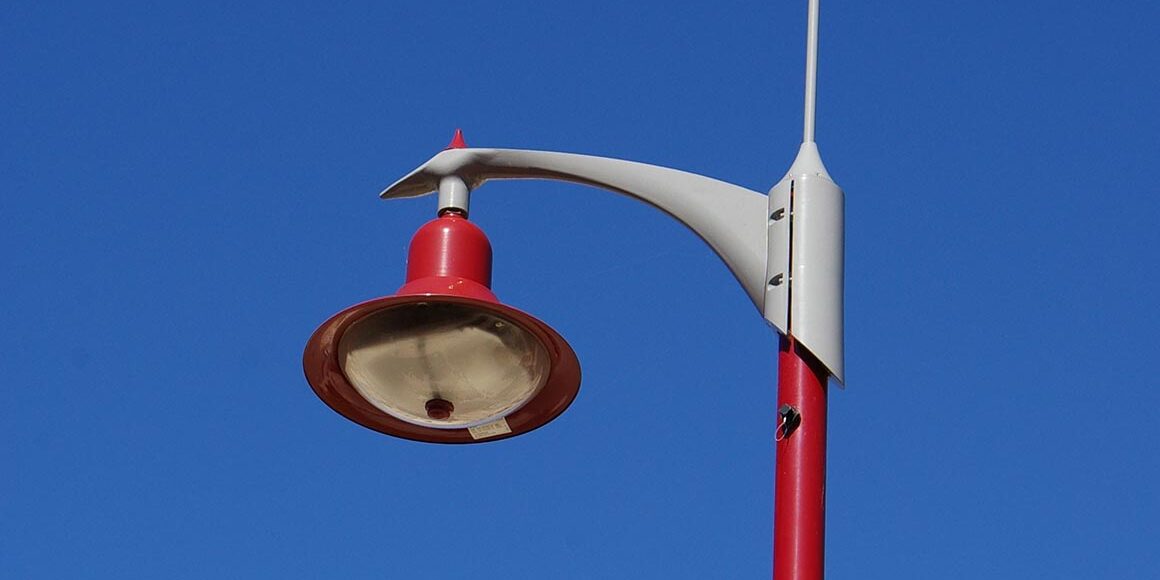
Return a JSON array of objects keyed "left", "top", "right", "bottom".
[{"left": 803, "top": 0, "right": 821, "bottom": 144}]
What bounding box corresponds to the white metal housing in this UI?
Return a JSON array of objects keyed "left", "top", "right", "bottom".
[{"left": 778, "top": 143, "right": 844, "bottom": 383}]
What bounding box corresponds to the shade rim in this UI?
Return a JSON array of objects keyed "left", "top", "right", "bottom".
[{"left": 303, "top": 294, "right": 581, "bottom": 444}]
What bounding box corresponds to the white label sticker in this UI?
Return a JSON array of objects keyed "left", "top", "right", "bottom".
[{"left": 468, "top": 418, "right": 512, "bottom": 440}]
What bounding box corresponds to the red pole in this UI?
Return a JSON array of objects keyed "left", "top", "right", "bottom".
[{"left": 774, "top": 335, "right": 829, "bottom": 580}]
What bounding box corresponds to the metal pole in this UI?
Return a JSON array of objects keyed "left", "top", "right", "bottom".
[
  {"left": 774, "top": 2, "right": 830, "bottom": 574},
  {"left": 802, "top": 0, "right": 821, "bottom": 144},
  {"left": 774, "top": 336, "right": 828, "bottom": 579}
]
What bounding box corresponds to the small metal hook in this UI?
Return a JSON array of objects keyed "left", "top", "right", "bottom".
[{"left": 775, "top": 404, "right": 801, "bottom": 441}]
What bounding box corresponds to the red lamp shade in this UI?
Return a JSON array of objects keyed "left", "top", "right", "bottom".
[{"left": 303, "top": 213, "right": 581, "bottom": 443}]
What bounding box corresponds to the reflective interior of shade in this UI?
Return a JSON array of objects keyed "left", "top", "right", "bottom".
[{"left": 338, "top": 302, "right": 551, "bottom": 429}]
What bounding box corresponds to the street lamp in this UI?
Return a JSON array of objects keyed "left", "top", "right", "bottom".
[
  {"left": 303, "top": 208, "right": 580, "bottom": 443},
  {"left": 303, "top": 1, "right": 843, "bottom": 578}
]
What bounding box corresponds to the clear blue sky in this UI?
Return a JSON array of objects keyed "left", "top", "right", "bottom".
[{"left": 3, "top": 1, "right": 1159, "bottom": 578}]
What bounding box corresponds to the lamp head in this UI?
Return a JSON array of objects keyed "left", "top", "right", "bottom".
[{"left": 303, "top": 212, "right": 581, "bottom": 443}]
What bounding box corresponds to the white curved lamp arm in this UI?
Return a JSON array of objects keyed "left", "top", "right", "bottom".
[
  {"left": 380, "top": 146, "right": 843, "bottom": 383},
  {"left": 382, "top": 148, "right": 771, "bottom": 313}
]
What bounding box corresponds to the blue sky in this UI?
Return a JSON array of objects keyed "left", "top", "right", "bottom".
[{"left": 3, "top": 1, "right": 1159, "bottom": 578}]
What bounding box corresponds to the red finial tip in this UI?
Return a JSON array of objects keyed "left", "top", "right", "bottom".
[{"left": 446, "top": 128, "right": 468, "bottom": 149}]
